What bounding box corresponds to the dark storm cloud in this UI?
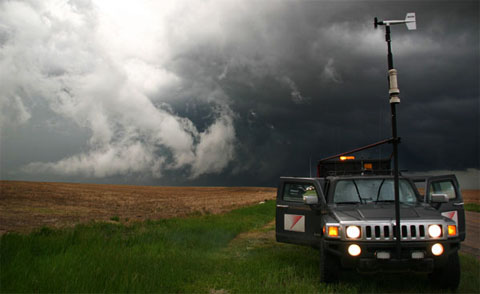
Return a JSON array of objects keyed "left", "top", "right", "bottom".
[
  {"left": 173, "top": 0, "right": 479, "bottom": 186},
  {"left": 0, "top": 0, "right": 478, "bottom": 188}
]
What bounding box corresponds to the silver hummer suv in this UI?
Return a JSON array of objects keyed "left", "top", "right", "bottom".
[{"left": 275, "top": 159, "right": 465, "bottom": 290}]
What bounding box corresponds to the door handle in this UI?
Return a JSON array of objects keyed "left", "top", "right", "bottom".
[
  {"left": 276, "top": 204, "right": 289, "bottom": 208},
  {"left": 453, "top": 202, "right": 464, "bottom": 206}
]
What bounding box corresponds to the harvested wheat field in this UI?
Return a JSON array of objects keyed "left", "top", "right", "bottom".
[
  {"left": 462, "top": 190, "right": 480, "bottom": 204},
  {"left": 1, "top": 181, "right": 478, "bottom": 235},
  {"left": 0, "top": 181, "right": 276, "bottom": 234}
]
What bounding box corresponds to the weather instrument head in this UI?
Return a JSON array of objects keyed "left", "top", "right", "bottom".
[
  {"left": 374, "top": 12, "right": 417, "bottom": 104},
  {"left": 374, "top": 12, "right": 416, "bottom": 30}
]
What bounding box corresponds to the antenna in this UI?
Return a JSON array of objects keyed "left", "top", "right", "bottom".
[{"left": 309, "top": 156, "right": 312, "bottom": 177}]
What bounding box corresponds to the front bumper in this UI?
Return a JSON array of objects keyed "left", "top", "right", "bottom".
[
  {"left": 324, "top": 239, "right": 460, "bottom": 273},
  {"left": 356, "top": 256, "right": 434, "bottom": 273}
]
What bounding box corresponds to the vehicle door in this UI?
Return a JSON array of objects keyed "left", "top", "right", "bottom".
[
  {"left": 425, "top": 175, "right": 466, "bottom": 241},
  {"left": 275, "top": 178, "right": 325, "bottom": 246}
]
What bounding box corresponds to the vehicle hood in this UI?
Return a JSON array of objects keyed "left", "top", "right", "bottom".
[{"left": 329, "top": 203, "right": 442, "bottom": 222}]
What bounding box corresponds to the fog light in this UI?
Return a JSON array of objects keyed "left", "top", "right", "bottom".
[
  {"left": 431, "top": 243, "right": 444, "bottom": 256},
  {"left": 348, "top": 244, "right": 361, "bottom": 256}
]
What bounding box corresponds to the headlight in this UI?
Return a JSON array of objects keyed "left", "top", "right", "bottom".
[
  {"left": 428, "top": 224, "right": 442, "bottom": 238},
  {"left": 346, "top": 226, "right": 361, "bottom": 239}
]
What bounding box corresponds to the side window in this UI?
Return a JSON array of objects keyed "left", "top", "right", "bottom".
[
  {"left": 429, "top": 180, "right": 457, "bottom": 200},
  {"left": 413, "top": 181, "right": 426, "bottom": 200},
  {"left": 283, "top": 183, "right": 318, "bottom": 202}
]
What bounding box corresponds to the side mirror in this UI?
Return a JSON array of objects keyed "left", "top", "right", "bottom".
[
  {"left": 431, "top": 193, "right": 449, "bottom": 203},
  {"left": 303, "top": 195, "right": 319, "bottom": 205}
]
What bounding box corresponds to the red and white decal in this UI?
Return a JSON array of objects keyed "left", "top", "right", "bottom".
[
  {"left": 284, "top": 214, "right": 305, "bottom": 232},
  {"left": 442, "top": 210, "right": 458, "bottom": 225}
]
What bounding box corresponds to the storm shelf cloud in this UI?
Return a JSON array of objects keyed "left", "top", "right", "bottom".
[{"left": 0, "top": 0, "right": 478, "bottom": 188}]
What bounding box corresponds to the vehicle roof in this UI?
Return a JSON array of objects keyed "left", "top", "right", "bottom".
[
  {"left": 325, "top": 174, "right": 411, "bottom": 181},
  {"left": 279, "top": 175, "right": 414, "bottom": 181},
  {"left": 279, "top": 176, "right": 322, "bottom": 180}
]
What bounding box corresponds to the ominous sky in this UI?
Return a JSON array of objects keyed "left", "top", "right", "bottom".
[{"left": 1, "top": 0, "right": 478, "bottom": 188}]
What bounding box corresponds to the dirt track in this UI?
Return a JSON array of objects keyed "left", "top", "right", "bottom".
[
  {"left": 462, "top": 211, "right": 480, "bottom": 258},
  {"left": 459, "top": 191, "right": 480, "bottom": 259},
  {"left": 0, "top": 181, "right": 276, "bottom": 234}
]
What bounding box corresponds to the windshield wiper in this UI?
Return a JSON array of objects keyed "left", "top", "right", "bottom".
[
  {"left": 351, "top": 180, "right": 364, "bottom": 204},
  {"left": 375, "top": 179, "right": 386, "bottom": 202},
  {"left": 335, "top": 201, "right": 361, "bottom": 205},
  {"left": 374, "top": 200, "right": 395, "bottom": 203}
]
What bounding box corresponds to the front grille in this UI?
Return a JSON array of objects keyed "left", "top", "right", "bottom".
[
  {"left": 364, "top": 224, "right": 426, "bottom": 240},
  {"left": 342, "top": 222, "right": 445, "bottom": 241},
  {"left": 366, "top": 225, "right": 392, "bottom": 239}
]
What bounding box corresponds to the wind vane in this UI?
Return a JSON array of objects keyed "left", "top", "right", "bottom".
[
  {"left": 375, "top": 13, "right": 417, "bottom": 30},
  {"left": 374, "top": 12, "right": 417, "bottom": 103}
]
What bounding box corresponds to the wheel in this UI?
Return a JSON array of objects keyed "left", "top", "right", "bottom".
[
  {"left": 319, "top": 241, "right": 340, "bottom": 283},
  {"left": 428, "top": 251, "right": 460, "bottom": 290}
]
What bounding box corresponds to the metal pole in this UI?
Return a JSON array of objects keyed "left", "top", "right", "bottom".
[
  {"left": 318, "top": 138, "right": 394, "bottom": 163},
  {"left": 385, "top": 25, "right": 402, "bottom": 259},
  {"left": 391, "top": 99, "right": 401, "bottom": 259},
  {"left": 386, "top": 26, "right": 394, "bottom": 69}
]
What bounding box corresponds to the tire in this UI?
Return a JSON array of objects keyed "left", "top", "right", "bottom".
[
  {"left": 319, "top": 241, "right": 340, "bottom": 283},
  {"left": 428, "top": 251, "right": 460, "bottom": 290}
]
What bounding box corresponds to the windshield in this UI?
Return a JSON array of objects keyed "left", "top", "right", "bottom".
[{"left": 333, "top": 179, "right": 418, "bottom": 204}]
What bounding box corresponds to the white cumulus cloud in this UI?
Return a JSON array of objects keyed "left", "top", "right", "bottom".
[{"left": 1, "top": 0, "right": 237, "bottom": 179}]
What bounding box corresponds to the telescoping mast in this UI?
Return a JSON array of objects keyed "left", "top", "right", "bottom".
[
  {"left": 317, "top": 13, "right": 417, "bottom": 259},
  {"left": 375, "top": 12, "right": 416, "bottom": 258}
]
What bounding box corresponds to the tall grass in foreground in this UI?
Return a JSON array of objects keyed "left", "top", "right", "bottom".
[
  {"left": 1, "top": 202, "right": 274, "bottom": 293},
  {"left": 1, "top": 201, "right": 479, "bottom": 293}
]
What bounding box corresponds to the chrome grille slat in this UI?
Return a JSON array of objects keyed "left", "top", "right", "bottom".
[{"left": 402, "top": 225, "right": 408, "bottom": 239}]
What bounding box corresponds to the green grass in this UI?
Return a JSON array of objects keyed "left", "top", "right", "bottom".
[
  {"left": 110, "top": 215, "right": 120, "bottom": 222},
  {"left": 465, "top": 203, "right": 480, "bottom": 212},
  {"left": 1, "top": 201, "right": 479, "bottom": 293}
]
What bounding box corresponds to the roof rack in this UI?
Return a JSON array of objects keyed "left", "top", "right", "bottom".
[{"left": 317, "top": 158, "right": 392, "bottom": 177}]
